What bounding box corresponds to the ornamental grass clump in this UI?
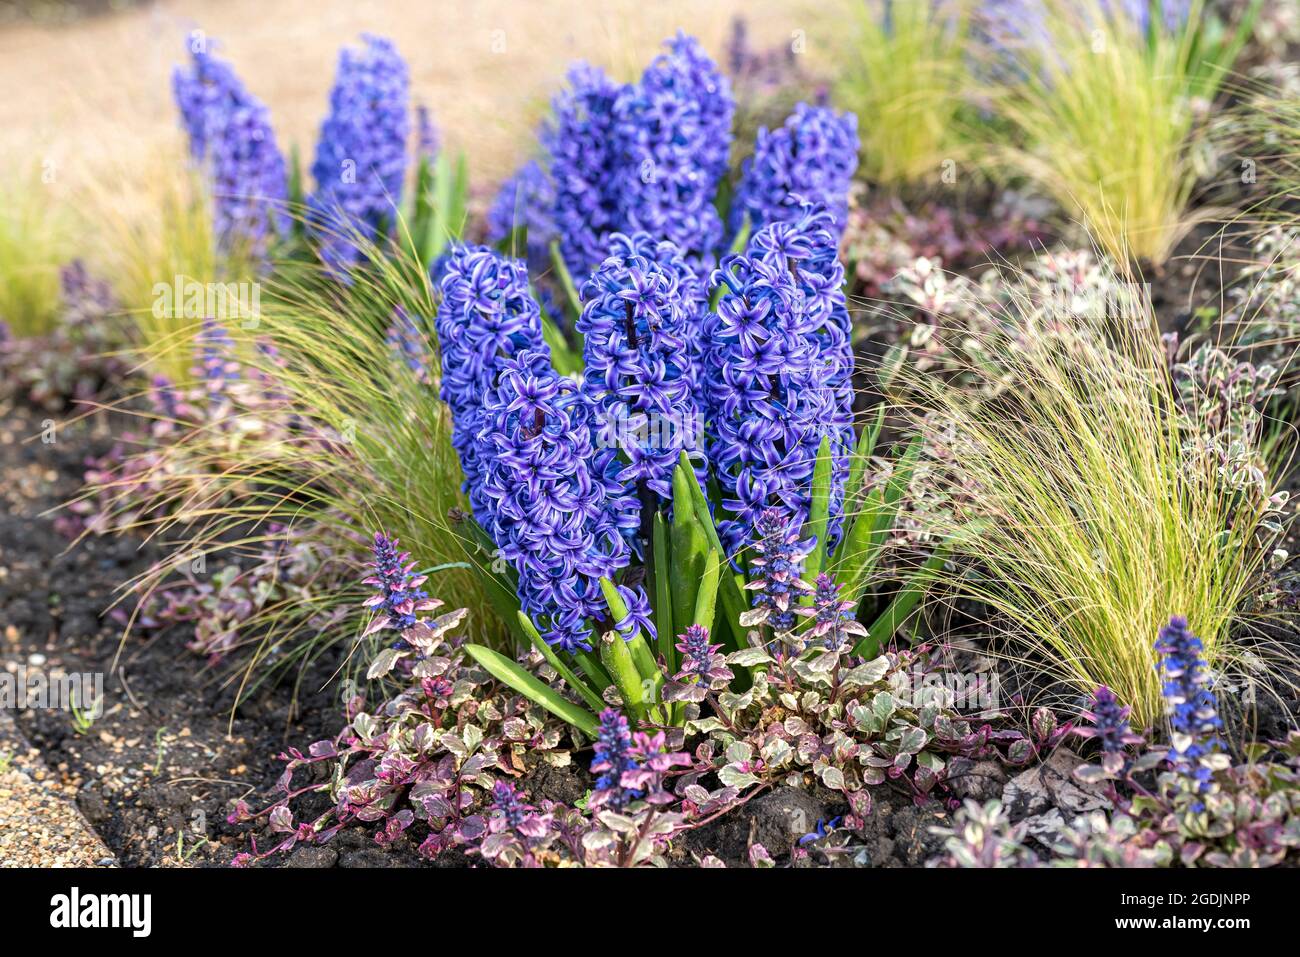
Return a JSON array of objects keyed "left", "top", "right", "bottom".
[
  {"left": 833, "top": 0, "right": 973, "bottom": 187},
  {"left": 903, "top": 258, "right": 1291, "bottom": 728},
  {"left": 982, "top": 0, "right": 1259, "bottom": 264},
  {"left": 0, "top": 165, "right": 78, "bottom": 338}
]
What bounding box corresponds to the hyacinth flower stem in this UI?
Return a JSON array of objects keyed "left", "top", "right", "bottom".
[
  {"left": 600, "top": 577, "right": 666, "bottom": 722},
  {"left": 675, "top": 451, "right": 749, "bottom": 651},
  {"left": 652, "top": 512, "right": 674, "bottom": 668},
  {"left": 515, "top": 612, "right": 606, "bottom": 713},
  {"left": 548, "top": 238, "right": 582, "bottom": 322}
]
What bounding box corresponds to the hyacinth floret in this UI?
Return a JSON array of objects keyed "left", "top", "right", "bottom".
[
  {"left": 361, "top": 532, "right": 436, "bottom": 639},
  {"left": 544, "top": 63, "right": 628, "bottom": 279},
  {"left": 309, "top": 34, "right": 410, "bottom": 272},
  {"left": 731, "top": 102, "right": 858, "bottom": 240},
  {"left": 578, "top": 233, "right": 703, "bottom": 498},
  {"left": 703, "top": 208, "right": 850, "bottom": 556},
  {"left": 1155, "top": 615, "right": 1224, "bottom": 802},
  {"left": 474, "top": 350, "right": 639, "bottom": 653},
  {"left": 435, "top": 245, "right": 549, "bottom": 527},
  {"left": 172, "top": 42, "right": 288, "bottom": 253},
  {"left": 611, "top": 33, "right": 735, "bottom": 274},
  {"left": 745, "top": 509, "right": 815, "bottom": 637}
]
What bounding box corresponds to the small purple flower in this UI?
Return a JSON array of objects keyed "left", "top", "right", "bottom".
[
  {"left": 361, "top": 532, "right": 435, "bottom": 639},
  {"left": 1155, "top": 615, "right": 1223, "bottom": 803},
  {"left": 1076, "top": 685, "right": 1144, "bottom": 763},
  {"left": 796, "top": 573, "right": 866, "bottom": 651},
  {"left": 745, "top": 509, "right": 815, "bottom": 637},
  {"left": 415, "top": 103, "right": 439, "bottom": 163},
  {"left": 590, "top": 708, "right": 640, "bottom": 810}
]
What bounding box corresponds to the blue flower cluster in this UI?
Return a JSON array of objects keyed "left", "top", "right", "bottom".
[
  {"left": 703, "top": 205, "right": 853, "bottom": 557},
  {"left": 361, "top": 532, "right": 433, "bottom": 639},
  {"left": 1155, "top": 615, "right": 1224, "bottom": 803},
  {"left": 172, "top": 43, "right": 288, "bottom": 254},
  {"left": 542, "top": 35, "right": 733, "bottom": 280},
  {"left": 731, "top": 102, "right": 858, "bottom": 240},
  {"left": 486, "top": 159, "right": 557, "bottom": 270},
  {"left": 590, "top": 708, "right": 640, "bottom": 810},
  {"left": 544, "top": 64, "right": 627, "bottom": 279},
  {"left": 434, "top": 245, "right": 549, "bottom": 527},
  {"left": 473, "top": 349, "right": 640, "bottom": 653},
  {"left": 745, "top": 509, "right": 814, "bottom": 637},
  {"left": 611, "top": 33, "right": 735, "bottom": 272},
  {"left": 1079, "top": 685, "right": 1143, "bottom": 762},
  {"left": 309, "top": 35, "right": 410, "bottom": 272},
  {"left": 577, "top": 232, "right": 704, "bottom": 499}
]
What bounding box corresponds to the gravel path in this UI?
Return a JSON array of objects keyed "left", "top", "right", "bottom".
[{"left": 0, "top": 709, "right": 115, "bottom": 867}]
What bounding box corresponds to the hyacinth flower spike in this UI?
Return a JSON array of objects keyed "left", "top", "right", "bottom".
[
  {"left": 173, "top": 40, "right": 289, "bottom": 256},
  {"left": 308, "top": 34, "right": 410, "bottom": 273}
]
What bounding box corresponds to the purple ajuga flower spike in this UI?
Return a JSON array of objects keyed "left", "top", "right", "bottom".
[
  {"left": 672, "top": 624, "right": 732, "bottom": 687},
  {"left": 743, "top": 509, "right": 815, "bottom": 637},
  {"left": 590, "top": 708, "right": 640, "bottom": 810},
  {"left": 385, "top": 307, "right": 430, "bottom": 384},
  {"left": 796, "top": 573, "right": 866, "bottom": 651},
  {"left": 486, "top": 159, "right": 557, "bottom": 271},
  {"left": 361, "top": 532, "right": 435, "bottom": 640},
  {"left": 578, "top": 233, "right": 704, "bottom": 499},
  {"left": 1077, "top": 685, "right": 1144, "bottom": 759},
  {"left": 703, "top": 209, "right": 850, "bottom": 557},
  {"left": 414, "top": 103, "right": 439, "bottom": 163},
  {"left": 731, "top": 102, "right": 858, "bottom": 241},
  {"left": 309, "top": 35, "right": 410, "bottom": 272},
  {"left": 474, "top": 350, "right": 639, "bottom": 653},
  {"left": 544, "top": 63, "right": 628, "bottom": 280},
  {"left": 611, "top": 33, "right": 735, "bottom": 275},
  {"left": 1155, "top": 615, "right": 1224, "bottom": 804},
  {"left": 193, "top": 319, "right": 239, "bottom": 396},
  {"left": 172, "top": 40, "right": 289, "bottom": 254},
  {"left": 434, "top": 245, "right": 549, "bottom": 527}
]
